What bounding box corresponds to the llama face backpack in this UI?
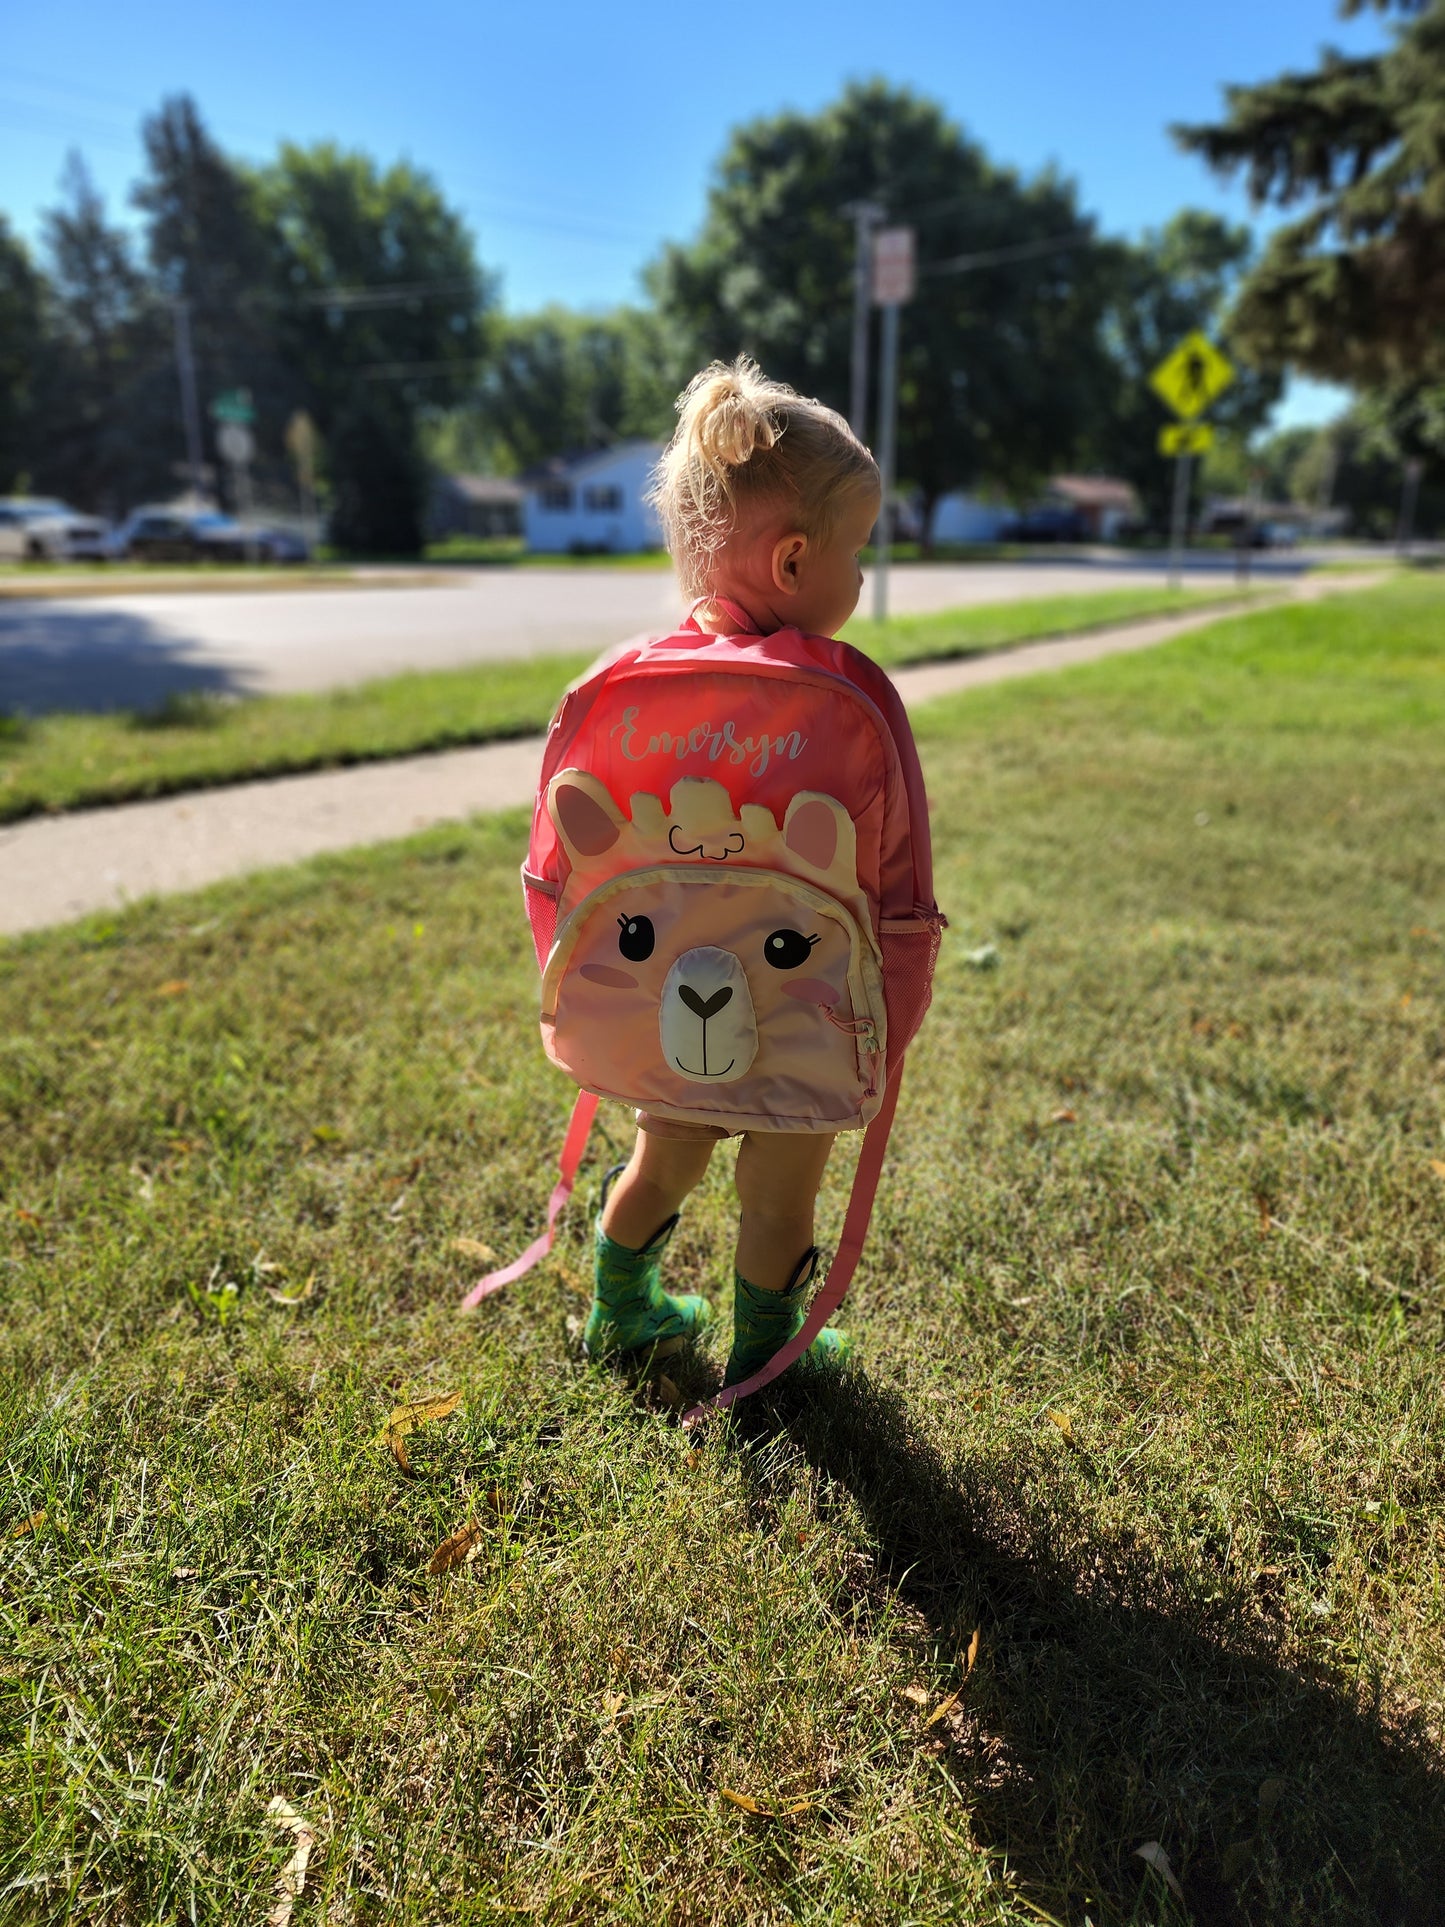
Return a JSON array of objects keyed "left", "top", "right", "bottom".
[{"left": 463, "top": 597, "right": 945, "bottom": 1416}]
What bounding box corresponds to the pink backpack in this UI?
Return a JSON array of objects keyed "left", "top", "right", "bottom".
[{"left": 463, "top": 598, "right": 944, "bottom": 1418}]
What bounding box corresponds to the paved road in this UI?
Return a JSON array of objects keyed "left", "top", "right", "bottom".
[
  {"left": 0, "top": 572, "right": 1381, "bottom": 938},
  {"left": 0, "top": 552, "right": 1313, "bottom": 715}
]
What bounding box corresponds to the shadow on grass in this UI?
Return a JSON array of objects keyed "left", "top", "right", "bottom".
[{"left": 737, "top": 1376, "right": 1444, "bottom": 1927}]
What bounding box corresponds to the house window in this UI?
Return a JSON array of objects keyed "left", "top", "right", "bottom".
[
  {"left": 583, "top": 485, "right": 622, "bottom": 513},
  {"left": 539, "top": 484, "right": 573, "bottom": 511}
]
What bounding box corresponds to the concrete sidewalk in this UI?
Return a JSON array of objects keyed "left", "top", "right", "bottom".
[{"left": 0, "top": 577, "right": 1374, "bottom": 939}]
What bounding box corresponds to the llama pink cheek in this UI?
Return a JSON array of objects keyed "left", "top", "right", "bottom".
[
  {"left": 781, "top": 977, "right": 841, "bottom": 1008},
  {"left": 579, "top": 964, "right": 639, "bottom": 990}
]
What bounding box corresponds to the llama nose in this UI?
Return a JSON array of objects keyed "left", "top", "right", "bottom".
[{"left": 679, "top": 984, "right": 733, "bottom": 1020}]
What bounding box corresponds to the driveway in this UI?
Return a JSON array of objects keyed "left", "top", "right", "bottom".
[{"left": 0, "top": 551, "right": 1314, "bottom": 716}]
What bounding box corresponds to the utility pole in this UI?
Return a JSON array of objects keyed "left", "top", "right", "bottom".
[
  {"left": 873, "top": 301, "right": 901, "bottom": 621},
  {"left": 1396, "top": 456, "right": 1424, "bottom": 558},
  {"left": 171, "top": 298, "right": 206, "bottom": 505},
  {"left": 844, "top": 199, "right": 884, "bottom": 440},
  {"left": 869, "top": 227, "right": 916, "bottom": 622}
]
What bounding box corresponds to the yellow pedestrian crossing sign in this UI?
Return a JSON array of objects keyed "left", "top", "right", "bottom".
[
  {"left": 1159, "top": 421, "right": 1215, "bottom": 456},
  {"left": 1150, "top": 332, "right": 1235, "bottom": 420}
]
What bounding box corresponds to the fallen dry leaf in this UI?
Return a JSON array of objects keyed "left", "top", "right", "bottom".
[
  {"left": 1048, "top": 1107, "right": 1077, "bottom": 1126},
  {"left": 1255, "top": 1192, "right": 1274, "bottom": 1236},
  {"left": 452, "top": 1236, "right": 498, "bottom": 1264},
  {"left": 964, "top": 1627, "right": 981, "bottom": 1675},
  {"left": 15, "top": 1207, "right": 43, "bottom": 1226},
  {"left": 1045, "top": 1410, "right": 1074, "bottom": 1440},
  {"left": 598, "top": 1690, "right": 627, "bottom": 1720},
  {"left": 427, "top": 1520, "right": 486, "bottom": 1575},
  {"left": 266, "top": 1796, "right": 316, "bottom": 1927},
  {"left": 901, "top": 1684, "right": 930, "bottom": 1707},
  {"left": 654, "top": 1375, "right": 683, "bottom": 1412},
  {"left": 381, "top": 1391, "right": 463, "bottom": 1473},
  {"left": 264, "top": 1275, "right": 316, "bottom": 1307},
  {"left": 1430, "top": 1160, "right": 1445, "bottom": 1182},
  {"left": 925, "top": 1689, "right": 962, "bottom": 1728},
  {"left": 6, "top": 1510, "right": 45, "bottom": 1541},
  {"left": 1220, "top": 1838, "right": 1255, "bottom": 1881},
  {"left": 1134, "top": 1841, "right": 1185, "bottom": 1902},
  {"left": 155, "top": 979, "right": 190, "bottom": 997},
  {"left": 719, "top": 1788, "right": 810, "bottom": 1820}
]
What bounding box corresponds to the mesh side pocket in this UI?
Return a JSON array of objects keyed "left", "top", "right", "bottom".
[
  {"left": 523, "top": 871, "right": 558, "bottom": 973},
  {"left": 880, "top": 916, "right": 943, "bottom": 1064}
]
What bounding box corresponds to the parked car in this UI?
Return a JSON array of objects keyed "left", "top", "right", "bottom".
[
  {"left": 0, "top": 497, "right": 111, "bottom": 561},
  {"left": 109, "top": 508, "right": 307, "bottom": 564},
  {"left": 249, "top": 523, "right": 311, "bottom": 563},
  {"left": 998, "top": 503, "right": 1088, "bottom": 543}
]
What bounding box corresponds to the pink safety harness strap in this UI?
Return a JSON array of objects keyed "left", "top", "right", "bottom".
[
  {"left": 459, "top": 1089, "right": 599, "bottom": 1308},
  {"left": 682, "top": 1065, "right": 904, "bottom": 1426}
]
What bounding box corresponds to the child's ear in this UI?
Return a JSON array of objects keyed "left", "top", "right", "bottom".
[{"left": 770, "top": 531, "right": 808, "bottom": 596}]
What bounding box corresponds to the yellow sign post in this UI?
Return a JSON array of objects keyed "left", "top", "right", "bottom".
[
  {"left": 1159, "top": 421, "right": 1215, "bottom": 457},
  {"left": 1150, "top": 332, "right": 1236, "bottom": 586},
  {"left": 1149, "top": 331, "right": 1235, "bottom": 420}
]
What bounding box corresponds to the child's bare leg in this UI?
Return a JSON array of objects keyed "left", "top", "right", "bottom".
[
  {"left": 727, "top": 1131, "right": 851, "bottom": 1385},
  {"left": 587, "top": 1127, "right": 716, "bottom": 1359},
  {"left": 733, "top": 1131, "right": 835, "bottom": 1289},
  {"left": 602, "top": 1131, "right": 716, "bottom": 1250}
]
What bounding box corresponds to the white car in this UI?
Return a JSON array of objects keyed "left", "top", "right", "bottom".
[{"left": 0, "top": 497, "right": 111, "bottom": 562}]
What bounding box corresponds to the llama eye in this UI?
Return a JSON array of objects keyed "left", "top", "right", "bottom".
[
  {"left": 763, "top": 928, "right": 819, "bottom": 970},
  {"left": 617, "top": 913, "right": 655, "bottom": 962}
]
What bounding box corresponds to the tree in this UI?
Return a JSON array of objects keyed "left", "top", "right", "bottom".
[
  {"left": 132, "top": 96, "right": 294, "bottom": 510},
  {"left": 33, "top": 155, "right": 175, "bottom": 515},
  {"left": 649, "top": 81, "right": 1118, "bottom": 541},
  {"left": 256, "top": 143, "right": 492, "bottom": 553},
  {"left": 0, "top": 219, "right": 46, "bottom": 492},
  {"left": 1085, "top": 211, "right": 1283, "bottom": 528},
  {"left": 461, "top": 305, "right": 686, "bottom": 474},
  {"left": 1173, "top": 0, "right": 1445, "bottom": 388}
]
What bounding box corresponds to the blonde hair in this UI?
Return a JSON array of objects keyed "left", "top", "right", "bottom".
[{"left": 648, "top": 357, "right": 879, "bottom": 596}]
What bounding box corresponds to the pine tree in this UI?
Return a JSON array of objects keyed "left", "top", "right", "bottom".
[{"left": 1174, "top": 1, "right": 1445, "bottom": 386}]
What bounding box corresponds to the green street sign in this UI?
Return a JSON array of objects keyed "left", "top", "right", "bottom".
[{"left": 210, "top": 388, "right": 255, "bottom": 425}]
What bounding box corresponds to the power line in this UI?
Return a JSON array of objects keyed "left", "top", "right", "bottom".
[
  {"left": 925, "top": 229, "right": 1097, "bottom": 277},
  {"left": 291, "top": 278, "right": 480, "bottom": 310}
]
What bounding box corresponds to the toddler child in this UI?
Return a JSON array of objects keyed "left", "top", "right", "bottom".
[{"left": 585, "top": 356, "right": 922, "bottom": 1387}]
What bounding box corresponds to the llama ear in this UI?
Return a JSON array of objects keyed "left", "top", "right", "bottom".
[
  {"left": 549, "top": 771, "right": 626, "bottom": 859},
  {"left": 783, "top": 792, "right": 851, "bottom": 874}
]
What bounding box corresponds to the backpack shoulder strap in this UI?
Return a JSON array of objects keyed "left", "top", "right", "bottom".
[
  {"left": 459, "top": 1090, "right": 598, "bottom": 1308},
  {"left": 683, "top": 1066, "right": 905, "bottom": 1423}
]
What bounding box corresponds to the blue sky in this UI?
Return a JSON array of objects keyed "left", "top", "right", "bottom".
[{"left": 3, "top": 0, "right": 1391, "bottom": 431}]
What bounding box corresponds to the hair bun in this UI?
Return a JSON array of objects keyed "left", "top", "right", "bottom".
[{"left": 678, "top": 358, "right": 780, "bottom": 483}]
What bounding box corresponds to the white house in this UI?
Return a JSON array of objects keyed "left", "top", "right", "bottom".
[
  {"left": 522, "top": 440, "right": 665, "bottom": 555},
  {"left": 929, "top": 493, "right": 1011, "bottom": 545}
]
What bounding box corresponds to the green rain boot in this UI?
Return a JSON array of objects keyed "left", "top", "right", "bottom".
[
  {"left": 584, "top": 1169, "right": 711, "bottom": 1360},
  {"left": 724, "top": 1248, "right": 853, "bottom": 1388}
]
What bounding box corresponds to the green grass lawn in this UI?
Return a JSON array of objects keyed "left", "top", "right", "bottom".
[
  {"left": 3, "top": 578, "right": 1443, "bottom": 1924},
  {"left": 0, "top": 584, "right": 1255, "bottom": 825}
]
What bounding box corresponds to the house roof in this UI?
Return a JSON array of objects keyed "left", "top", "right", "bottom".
[
  {"left": 518, "top": 440, "right": 664, "bottom": 488},
  {"left": 439, "top": 474, "right": 525, "bottom": 504},
  {"left": 1049, "top": 474, "right": 1139, "bottom": 510}
]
